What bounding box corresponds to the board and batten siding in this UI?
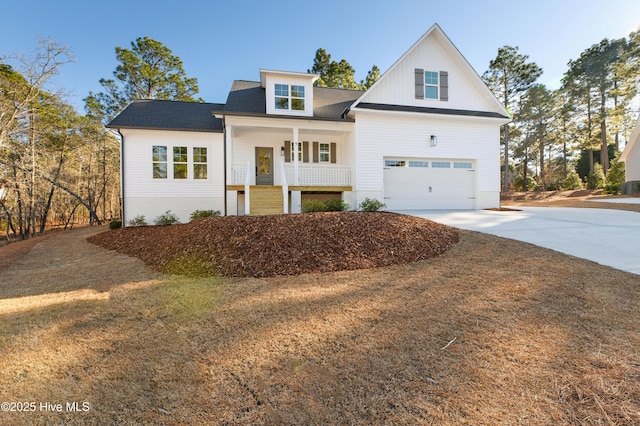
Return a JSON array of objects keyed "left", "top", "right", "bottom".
[
  {"left": 353, "top": 112, "right": 500, "bottom": 208},
  {"left": 121, "top": 128, "right": 224, "bottom": 224},
  {"left": 359, "top": 29, "right": 498, "bottom": 114}
]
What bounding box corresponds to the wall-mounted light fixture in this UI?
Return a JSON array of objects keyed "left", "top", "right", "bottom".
[
  {"left": 430, "top": 135, "right": 438, "bottom": 147},
  {"left": 281, "top": 146, "right": 285, "bottom": 156}
]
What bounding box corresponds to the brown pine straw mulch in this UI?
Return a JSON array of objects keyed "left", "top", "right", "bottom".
[{"left": 88, "top": 211, "right": 459, "bottom": 277}]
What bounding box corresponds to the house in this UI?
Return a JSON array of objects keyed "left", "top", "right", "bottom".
[
  {"left": 620, "top": 113, "right": 640, "bottom": 194},
  {"left": 107, "top": 24, "right": 510, "bottom": 224}
]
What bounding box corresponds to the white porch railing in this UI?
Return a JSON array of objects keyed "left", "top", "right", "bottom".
[
  {"left": 283, "top": 164, "right": 351, "bottom": 186},
  {"left": 230, "top": 163, "right": 351, "bottom": 187}
]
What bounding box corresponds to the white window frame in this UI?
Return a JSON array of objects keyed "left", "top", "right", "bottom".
[
  {"left": 424, "top": 71, "right": 439, "bottom": 99},
  {"left": 274, "top": 84, "right": 305, "bottom": 111},
  {"left": 152, "top": 145, "right": 167, "bottom": 179},
  {"left": 193, "top": 147, "right": 208, "bottom": 179},
  {"left": 319, "top": 143, "right": 330, "bottom": 163},
  {"left": 173, "top": 146, "right": 188, "bottom": 179}
]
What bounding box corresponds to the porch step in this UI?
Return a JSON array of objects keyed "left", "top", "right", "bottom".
[{"left": 249, "top": 186, "right": 284, "bottom": 215}]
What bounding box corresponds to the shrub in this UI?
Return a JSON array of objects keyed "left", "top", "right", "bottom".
[
  {"left": 154, "top": 210, "right": 180, "bottom": 226},
  {"left": 324, "top": 198, "right": 349, "bottom": 212},
  {"left": 190, "top": 209, "right": 222, "bottom": 221},
  {"left": 109, "top": 220, "right": 122, "bottom": 229},
  {"left": 604, "top": 156, "right": 625, "bottom": 195},
  {"left": 127, "top": 215, "right": 148, "bottom": 227},
  {"left": 301, "top": 199, "right": 327, "bottom": 213},
  {"left": 586, "top": 167, "right": 605, "bottom": 190},
  {"left": 359, "top": 198, "right": 386, "bottom": 212},
  {"left": 562, "top": 169, "right": 583, "bottom": 190}
]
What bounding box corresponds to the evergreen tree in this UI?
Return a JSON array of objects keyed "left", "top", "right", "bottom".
[
  {"left": 483, "top": 46, "right": 542, "bottom": 191},
  {"left": 85, "top": 36, "right": 200, "bottom": 124}
]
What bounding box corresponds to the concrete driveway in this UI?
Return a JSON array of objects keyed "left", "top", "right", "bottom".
[{"left": 405, "top": 207, "right": 640, "bottom": 276}]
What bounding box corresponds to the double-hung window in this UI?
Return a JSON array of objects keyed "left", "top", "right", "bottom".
[
  {"left": 193, "top": 147, "right": 207, "bottom": 179},
  {"left": 152, "top": 146, "right": 167, "bottom": 179},
  {"left": 424, "top": 71, "right": 439, "bottom": 99},
  {"left": 173, "top": 146, "right": 188, "bottom": 179},
  {"left": 275, "top": 84, "right": 305, "bottom": 111},
  {"left": 415, "top": 68, "right": 448, "bottom": 101},
  {"left": 319, "top": 143, "right": 330, "bottom": 163}
]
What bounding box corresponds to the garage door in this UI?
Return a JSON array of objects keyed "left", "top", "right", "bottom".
[{"left": 383, "top": 158, "right": 476, "bottom": 210}]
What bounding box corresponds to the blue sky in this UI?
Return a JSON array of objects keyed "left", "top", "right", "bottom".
[{"left": 2, "top": 0, "right": 639, "bottom": 113}]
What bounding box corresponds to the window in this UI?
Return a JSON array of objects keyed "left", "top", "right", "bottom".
[
  {"left": 152, "top": 146, "right": 167, "bottom": 179},
  {"left": 385, "top": 160, "right": 406, "bottom": 167},
  {"left": 193, "top": 147, "right": 207, "bottom": 179},
  {"left": 275, "top": 84, "right": 289, "bottom": 110},
  {"left": 415, "top": 69, "right": 448, "bottom": 101},
  {"left": 275, "top": 84, "right": 305, "bottom": 111},
  {"left": 291, "top": 85, "right": 305, "bottom": 111},
  {"left": 432, "top": 161, "right": 451, "bottom": 168},
  {"left": 319, "top": 143, "right": 330, "bottom": 163},
  {"left": 173, "top": 146, "right": 188, "bottom": 179},
  {"left": 424, "top": 71, "right": 439, "bottom": 99},
  {"left": 454, "top": 162, "right": 473, "bottom": 169},
  {"left": 408, "top": 160, "right": 428, "bottom": 168}
]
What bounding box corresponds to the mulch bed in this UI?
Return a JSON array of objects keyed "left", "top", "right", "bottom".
[{"left": 88, "top": 211, "right": 459, "bottom": 277}]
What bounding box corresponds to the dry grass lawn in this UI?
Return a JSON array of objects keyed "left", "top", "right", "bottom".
[{"left": 0, "top": 203, "right": 639, "bottom": 424}]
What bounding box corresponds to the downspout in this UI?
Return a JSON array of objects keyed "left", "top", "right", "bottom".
[{"left": 117, "top": 129, "right": 125, "bottom": 226}]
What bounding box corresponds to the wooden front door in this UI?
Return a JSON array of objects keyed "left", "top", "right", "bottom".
[{"left": 255, "top": 147, "right": 274, "bottom": 185}]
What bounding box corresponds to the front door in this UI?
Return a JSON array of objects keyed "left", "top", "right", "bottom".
[{"left": 255, "top": 147, "right": 274, "bottom": 185}]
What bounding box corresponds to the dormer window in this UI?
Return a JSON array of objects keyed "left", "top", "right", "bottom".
[{"left": 275, "top": 84, "right": 305, "bottom": 111}]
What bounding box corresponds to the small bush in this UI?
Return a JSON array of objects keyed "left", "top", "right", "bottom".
[
  {"left": 154, "top": 210, "right": 180, "bottom": 226},
  {"left": 127, "top": 215, "right": 148, "bottom": 227},
  {"left": 604, "top": 156, "right": 625, "bottom": 195},
  {"left": 190, "top": 209, "right": 222, "bottom": 221},
  {"left": 359, "top": 198, "right": 386, "bottom": 212},
  {"left": 301, "top": 199, "right": 327, "bottom": 213},
  {"left": 324, "top": 198, "right": 349, "bottom": 212},
  {"left": 562, "top": 169, "right": 583, "bottom": 190},
  {"left": 586, "top": 167, "right": 605, "bottom": 190},
  {"left": 109, "top": 220, "right": 123, "bottom": 229}
]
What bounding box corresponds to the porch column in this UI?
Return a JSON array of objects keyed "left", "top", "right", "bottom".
[
  {"left": 291, "top": 127, "right": 301, "bottom": 213},
  {"left": 293, "top": 127, "right": 299, "bottom": 185}
]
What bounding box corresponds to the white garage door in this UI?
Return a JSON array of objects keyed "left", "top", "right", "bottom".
[{"left": 383, "top": 158, "right": 476, "bottom": 210}]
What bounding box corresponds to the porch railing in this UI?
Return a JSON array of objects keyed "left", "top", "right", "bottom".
[
  {"left": 230, "top": 163, "right": 351, "bottom": 187},
  {"left": 283, "top": 164, "right": 351, "bottom": 186}
]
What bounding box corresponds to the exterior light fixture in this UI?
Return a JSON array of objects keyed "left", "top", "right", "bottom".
[
  {"left": 281, "top": 146, "right": 285, "bottom": 156},
  {"left": 430, "top": 135, "right": 438, "bottom": 147}
]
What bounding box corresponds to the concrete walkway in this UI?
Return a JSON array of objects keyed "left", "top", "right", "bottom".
[{"left": 405, "top": 207, "right": 640, "bottom": 276}]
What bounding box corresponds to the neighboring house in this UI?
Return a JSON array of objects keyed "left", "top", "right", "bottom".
[
  {"left": 108, "top": 24, "right": 510, "bottom": 224},
  {"left": 620, "top": 113, "right": 640, "bottom": 194}
]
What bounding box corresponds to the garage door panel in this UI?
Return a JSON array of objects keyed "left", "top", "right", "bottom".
[{"left": 383, "top": 158, "right": 475, "bottom": 210}]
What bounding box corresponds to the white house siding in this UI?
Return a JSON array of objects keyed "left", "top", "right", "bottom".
[
  {"left": 359, "top": 28, "right": 500, "bottom": 114},
  {"left": 121, "top": 129, "right": 224, "bottom": 224},
  {"left": 625, "top": 143, "right": 640, "bottom": 181},
  {"left": 353, "top": 110, "right": 500, "bottom": 209}
]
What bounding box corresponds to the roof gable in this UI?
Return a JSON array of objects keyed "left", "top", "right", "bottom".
[
  {"left": 351, "top": 24, "right": 508, "bottom": 119},
  {"left": 107, "top": 99, "right": 224, "bottom": 132},
  {"left": 620, "top": 113, "right": 640, "bottom": 162}
]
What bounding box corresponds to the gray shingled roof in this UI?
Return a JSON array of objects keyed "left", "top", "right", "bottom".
[
  {"left": 221, "top": 80, "right": 363, "bottom": 120},
  {"left": 354, "top": 102, "right": 510, "bottom": 119},
  {"left": 107, "top": 99, "right": 224, "bottom": 132}
]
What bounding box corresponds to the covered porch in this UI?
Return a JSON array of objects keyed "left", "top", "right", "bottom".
[{"left": 223, "top": 116, "right": 354, "bottom": 215}]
